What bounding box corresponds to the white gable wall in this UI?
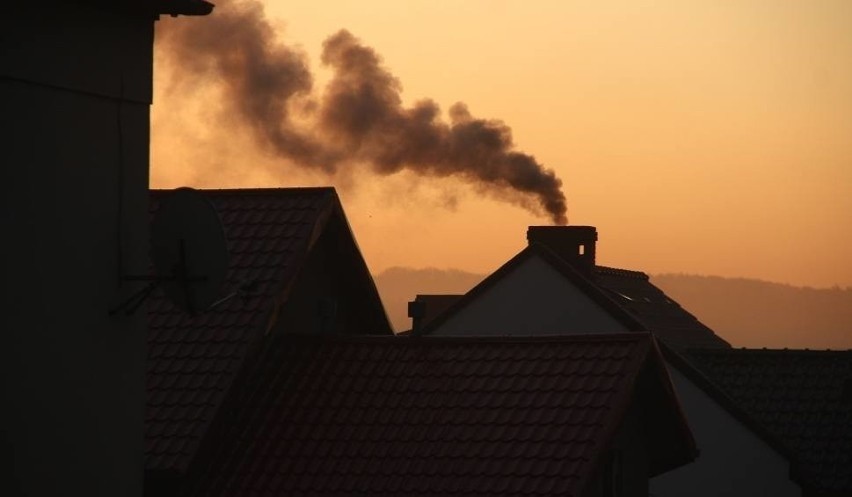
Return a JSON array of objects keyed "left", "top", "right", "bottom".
[
  {"left": 651, "top": 367, "right": 800, "bottom": 496},
  {"left": 430, "top": 254, "right": 629, "bottom": 336}
]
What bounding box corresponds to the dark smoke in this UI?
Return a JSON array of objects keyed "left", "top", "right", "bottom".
[
  {"left": 157, "top": 1, "right": 568, "bottom": 224},
  {"left": 156, "top": 1, "right": 333, "bottom": 169}
]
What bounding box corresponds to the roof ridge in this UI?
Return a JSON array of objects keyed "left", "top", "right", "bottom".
[
  {"left": 594, "top": 265, "right": 649, "bottom": 279},
  {"left": 689, "top": 347, "right": 852, "bottom": 355}
]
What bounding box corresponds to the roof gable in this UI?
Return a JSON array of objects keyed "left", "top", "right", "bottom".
[
  {"left": 417, "top": 244, "right": 644, "bottom": 336},
  {"left": 146, "top": 187, "right": 389, "bottom": 473},
  {"left": 182, "top": 333, "right": 696, "bottom": 496},
  {"left": 416, "top": 240, "right": 730, "bottom": 351}
]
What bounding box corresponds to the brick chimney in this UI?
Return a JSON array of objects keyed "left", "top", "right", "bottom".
[{"left": 526, "top": 226, "right": 597, "bottom": 275}]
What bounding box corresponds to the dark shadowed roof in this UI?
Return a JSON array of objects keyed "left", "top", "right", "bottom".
[
  {"left": 183, "top": 333, "right": 696, "bottom": 497},
  {"left": 593, "top": 266, "right": 730, "bottom": 350},
  {"left": 687, "top": 348, "right": 852, "bottom": 495},
  {"left": 146, "top": 187, "right": 390, "bottom": 473}
]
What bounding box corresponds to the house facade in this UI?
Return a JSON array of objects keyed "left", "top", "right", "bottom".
[{"left": 417, "top": 226, "right": 801, "bottom": 496}]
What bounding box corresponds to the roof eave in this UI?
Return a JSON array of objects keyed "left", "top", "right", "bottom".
[{"left": 154, "top": 0, "right": 214, "bottom": 17}]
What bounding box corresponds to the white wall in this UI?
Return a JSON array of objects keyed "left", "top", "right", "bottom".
[
  {"left": 650, "top": 367, "right": 800, "bottom": 497},
  {"left": 431, "top": 254, "right": 629, "bottom": 336},
  {"left": 1, "top": 4, "right": 152, "bottom": 496}
]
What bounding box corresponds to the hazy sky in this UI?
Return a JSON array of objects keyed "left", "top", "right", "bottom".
[{"left": 152, "top": 0, "right": 852, "bottom": 288}]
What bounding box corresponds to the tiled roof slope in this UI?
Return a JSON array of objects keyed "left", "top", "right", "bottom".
[
  {"left": 593, "top": 266, "right": 731, "bottom": 351},
  {"left": 146, "top": 187, "right": 337, "bottom": 473},
  {"left": 185, "top": 333, "right": 696, "bottom": 497},
  {"left": 687, "top": 348, "right": 852, "bottom": 495}
]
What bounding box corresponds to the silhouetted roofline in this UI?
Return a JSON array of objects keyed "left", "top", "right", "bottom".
[{"left": 693, "top": 347, "right": 852, "bottom": 356}]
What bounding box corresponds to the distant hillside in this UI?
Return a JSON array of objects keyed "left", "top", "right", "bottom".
[
  {"left": 651, "top": 274, "right": 852, "bottom": 350},
  {"left": 374, "top": 267, "right": 485, "bottom": 331},
  {"left": 373, "top": 267, "right": 852, "bottom": 349}
]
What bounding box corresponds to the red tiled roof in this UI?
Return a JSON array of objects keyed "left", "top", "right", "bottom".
[
  {"left": 146, "top": 187, "right": 339, "bottom": 472},
  {"left": 686, "top": 348, "right": 852, "bottom": 494},
  {"left": 183, "top": 333, "right": 696, "bottom": 496}
]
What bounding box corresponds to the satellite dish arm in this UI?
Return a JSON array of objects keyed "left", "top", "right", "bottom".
[{"left": 109, "top": 277, "right": 161, "bottom": 316}]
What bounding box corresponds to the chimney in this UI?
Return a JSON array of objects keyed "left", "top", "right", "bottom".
[
  {"left": 527, "top": 226, "right": 597, "bottom": 275},
  {"left": 408, "top": 300, "right": 426, "bottom": 333}
]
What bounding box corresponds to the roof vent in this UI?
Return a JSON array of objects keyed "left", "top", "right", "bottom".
[{"left": 527, "top": 226, "right": 597, "bottom": 275}]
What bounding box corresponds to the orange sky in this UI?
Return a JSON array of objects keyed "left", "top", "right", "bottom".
[{"left": 151, "top": 0, "right": 852, "bottom": 288}]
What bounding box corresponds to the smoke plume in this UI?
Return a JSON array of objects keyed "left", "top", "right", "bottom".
[{"left": 157, "top": 0, "right": 568, "bottom": 224}]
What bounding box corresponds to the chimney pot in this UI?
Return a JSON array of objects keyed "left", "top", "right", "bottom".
[{"left": 408, "top": 300, "right": 426, "bottom": 332}]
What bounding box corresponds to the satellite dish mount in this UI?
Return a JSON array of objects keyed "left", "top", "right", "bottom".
[{"left": 110, "top": 187, "right": 229, "bottom": 316}]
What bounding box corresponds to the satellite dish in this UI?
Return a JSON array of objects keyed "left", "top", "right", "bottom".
[{"left": 150, "top": 187, "right": 229, "bottom": 313}]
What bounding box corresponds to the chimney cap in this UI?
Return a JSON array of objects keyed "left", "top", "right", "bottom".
[{"left": 527, "top": 225, "right": 597, "bottom": 241}]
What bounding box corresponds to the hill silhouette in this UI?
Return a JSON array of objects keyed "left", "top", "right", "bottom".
[
  {"left": 374, "top": 267, "right": 484, "bottom": 331},
  {"left": 374, "top": 267, "right": 852, "bottom": 349},
  {"left": 651, "top": 274, "right": 852, "bottom": 350}
]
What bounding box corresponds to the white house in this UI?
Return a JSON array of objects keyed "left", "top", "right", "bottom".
[{"left": 414, "top": 226, "right": 802, "bottom": 497}]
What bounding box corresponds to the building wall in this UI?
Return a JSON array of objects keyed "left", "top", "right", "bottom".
[
  {"left": 430, "top": 254, "right": 630, "bottom": 336},
  {"left": 1, "top": 4, "right": 152, "bottom": 496},
  {"left": 650, "top": 367, "right": 800, "bottom": 497},
  {"left": 582, "top": 401, "right": 650, "bottom": 497}
]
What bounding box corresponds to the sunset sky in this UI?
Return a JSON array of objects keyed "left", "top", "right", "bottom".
[{"left": 151, "top": 0, "right": 852, "bottom": 289}]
